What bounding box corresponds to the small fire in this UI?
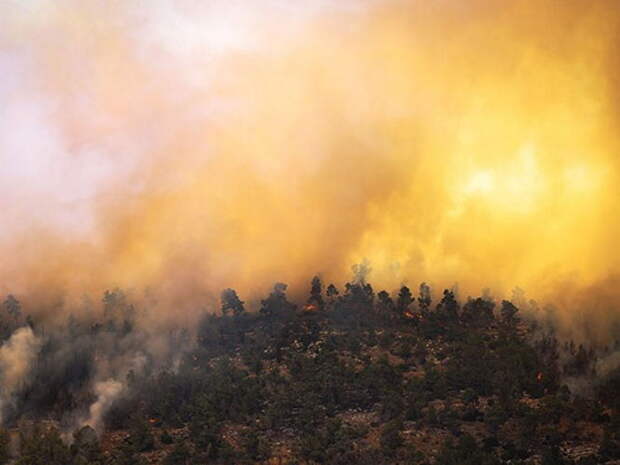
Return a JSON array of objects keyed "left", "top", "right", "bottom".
[
  {"left": 536, "top": 372, "right": 543, "bottom": 382},
  {"left": 303, "top": 304, "right": 318, "bottom": 312},
  {"left": 403, "top": 311, "right": 418, "bottom": 320}
]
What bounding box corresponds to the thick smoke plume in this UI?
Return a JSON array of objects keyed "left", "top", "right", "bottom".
[
  {"left": 1, "top": 1, "right": 620, "bottom": 340},
  {"left": 0, "top": 327, "right": 41, "bottom": 421},
  {"left": 81, "top": 379, "right": 125, "bottom": 433}
]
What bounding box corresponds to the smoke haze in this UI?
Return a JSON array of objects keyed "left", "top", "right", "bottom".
[
  {"left": 0, "top": 327, "right": 41, "bottom": 421},
  {"left": 1, "top": 0, "right": 619, "bottom": 339}
]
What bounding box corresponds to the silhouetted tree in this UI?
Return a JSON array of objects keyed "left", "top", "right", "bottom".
[
  {"left": 396, "top": 286, "right": 414, "bottom": 315},
  {"left": 437, "top": 289, "right": 459, "bottom": 320},
  {"left": 326, "top": 284, "right": 339, "bottom": 299},
  {"left": 461, "top": 297, "right": 495, "bottom": 327},
  {"left": 307, "top": 276, "right": 325, "bottom": 311},
  {"left": 500, "top": 300, "right": 519, "bottom": 326},
  {"left": 363, "top": 283, "right": 375, "bottom": 305},
  {"left": 377, "top": 290, "right": 395, "bottom": 316},
  {"left": 343, "top": 282, "right": 372, "bottom": 306},
  {"left": 418, "top": 283, "right": 432, "bottom": 314},
  {"left": 3, "top": 294, "right": 21, "bottom": 321},
  {"left": 221, "top": 288, "right": 245, "bottom": 316},
  {"left": 325, "top": 284, "right": 339, "bottom": 310},
  {"left": 260, "top": 283, "right": 296, "bottom": 318}
]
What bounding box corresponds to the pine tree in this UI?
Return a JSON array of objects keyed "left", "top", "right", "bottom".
[
  {"left": 418, "top": 283, "right": 432, "bottom": 314},
  {"left": 437, "top": 289, "right": 459, "bottom": 320},
  {"left": 500, "top": 300, "right": 519, "bottom": 326},
  {"left": 3, "top": 294, "right": 21, "bottom": 320},
  {"left": 307, "top": 276, "right": 325, "bottom": 310},
  {"left": 220, "top": 288, "right": 245, "bottom": 316},
  {"left": 396, "top": 286, "right": 414, "bottom": 315}
]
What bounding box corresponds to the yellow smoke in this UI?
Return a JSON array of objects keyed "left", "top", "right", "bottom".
[{"left": 1, "top": 0, "right": 619, "bottom": 338}]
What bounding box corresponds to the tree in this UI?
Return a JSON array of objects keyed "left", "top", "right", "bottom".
[
  {"left": 437, "top": 289, "right": 459, "bottom": 321},
  {"left": 396, "top": 286, "right": 414, "bottom": 315},
  {"left": 260, "top": 283, "right": 296, "bottom": 318},
  {"left": 325, "top": 284, "right": 339, "bottom": 310},
  {"left": 500, "top": 300, "right": 519, "bottom": 326},
  {"left": 362, "top": 283, "right": 375, "bottom": 305},
  {"left": 307, "top": 276, "right": 325, "bottom": 311},
  {"left": 461, "top": 297, "right": 495, "bottom": 327},
  {"left": 418, "top": 283, "right": 432, "bottom": 314},
  {"left": 3, "top": 294, "right": 21, "bottom": 321},
  {"left": 17, "top": 425, "right": 71, "bottom": 465},
  {"left": 220, "top": 288, "right": 245, "bottom": 316},
  {"left": 377, "top": 290, "right": 395, "bottom": 316},
  {"left": 326, "top": 284, "right": 339, "bottom": 299}
]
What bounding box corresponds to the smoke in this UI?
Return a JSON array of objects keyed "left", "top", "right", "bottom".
[
  {"left": 1, "top": 1, "right": 619, "bottom": 339},
  {"left": 80, "top": 379, "right": 125, "bottom": 433},
  {"left": 596, "top": 351, "right": 620, "bottom": 379},
  {"left": 0, "top": 327, "right": 42, "bottom": 421}
]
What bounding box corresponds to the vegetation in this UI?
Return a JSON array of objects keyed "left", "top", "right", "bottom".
[{"left": 0, "top": 276, "right": 618, "bottom": 464}]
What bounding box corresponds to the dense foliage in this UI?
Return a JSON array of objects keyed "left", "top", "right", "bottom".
[{"left": 0, "top": 278, "right": 618, "bottom": 464}]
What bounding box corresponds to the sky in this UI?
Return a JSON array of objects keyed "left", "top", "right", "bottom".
[{"left": 1, "top": 0, "right": 619, "bottom": 340}]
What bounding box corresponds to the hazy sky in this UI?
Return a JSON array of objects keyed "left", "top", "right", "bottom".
[
  {"left": 0, "top": 1, "right": 370, "bottom": 235},
  {"left": 1, "top": 1, "right": 619, "bottom": 340}
]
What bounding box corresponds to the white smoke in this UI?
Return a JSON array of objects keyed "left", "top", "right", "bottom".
[
  {"left": 0, "top": 327, "right": 42, "bottom": 422},
  {"left": 80, "top": 379, "right": 125, "bottom": 433},
  {"left": 80, "top": 350, "right": 147, "bottom": 433}
]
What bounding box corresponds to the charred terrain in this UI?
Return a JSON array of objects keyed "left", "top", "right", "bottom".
[{"left": 0, "top": 277, "right": 618, "bottom": 465}]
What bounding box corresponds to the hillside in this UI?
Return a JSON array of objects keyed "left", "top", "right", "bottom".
[{"left": 0, "top": 280, "right": 619, "bottom": 465}]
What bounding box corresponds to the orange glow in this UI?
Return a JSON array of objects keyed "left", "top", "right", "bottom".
[{"left": 0, "top": 1, "right": 619, "bottom": 340}]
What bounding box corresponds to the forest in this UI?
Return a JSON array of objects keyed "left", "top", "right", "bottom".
[{"left": 0, "top": 275, "right": 617, "bottom": 465}]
